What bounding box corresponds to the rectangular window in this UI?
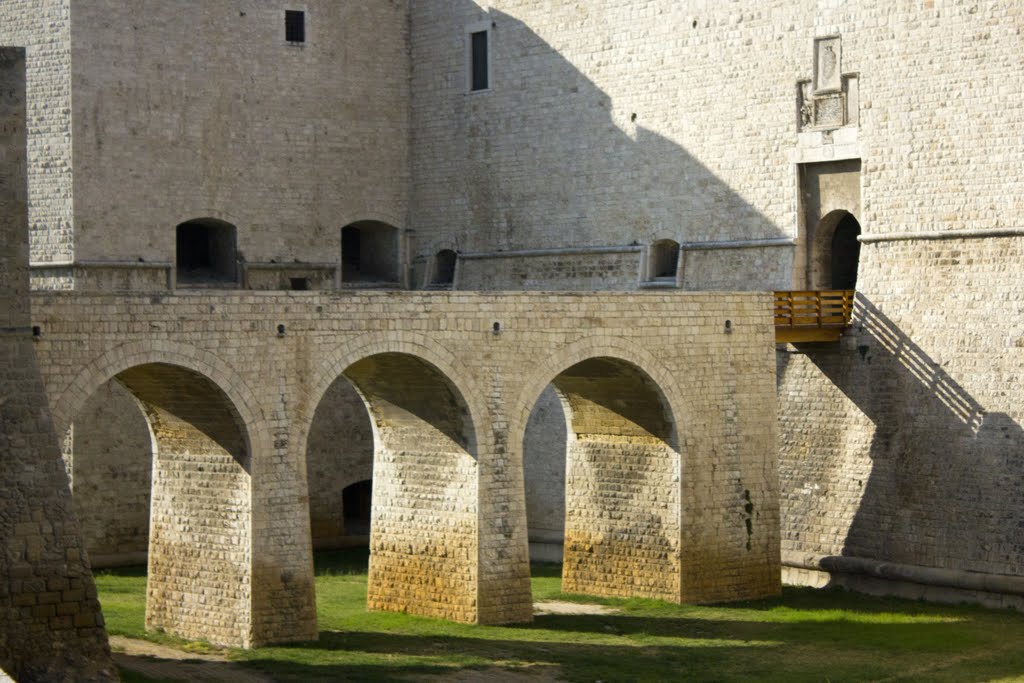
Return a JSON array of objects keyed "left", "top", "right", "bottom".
[
  {"left": 470, "top": 30, "right": 489, "bottom": 91},
  {"left": 285, "top": 10, "right": 306, "bottom": 43}
]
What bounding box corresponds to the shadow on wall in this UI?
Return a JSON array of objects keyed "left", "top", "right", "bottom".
[
  {"left": 415, "top": 3, "right": 790, "bottom": 290},
  {"left": 798, "top": 293, "right": 1024, "bottom": 576}
]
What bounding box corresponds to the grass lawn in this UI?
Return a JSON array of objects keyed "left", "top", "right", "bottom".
[{"left": 95, "top": 549, "right": 1024, "bottom": 682}]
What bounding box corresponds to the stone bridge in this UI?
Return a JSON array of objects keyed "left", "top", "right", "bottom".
[{"left": 30, "top": 289, "right": 780, "bottom": 648}]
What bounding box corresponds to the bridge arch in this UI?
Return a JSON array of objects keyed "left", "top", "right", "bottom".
[
  {"left": 51, "top": 343, "right": 262, "bottom": 647},
  {"left": 301, "top": 333, "right": 489, "bottom": 623},
  {"left": 515, "top": 337, "right": 685, "bottom": 601}
]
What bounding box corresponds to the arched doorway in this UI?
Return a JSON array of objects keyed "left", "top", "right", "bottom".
[
  {"left": 830, "top": 212, "right": 861, "bottom": 289},
  {"left": 809, "top": 210, "right": 861, "bottom": 290},
  {"left": 522, "top": 357, "right": 680, "bottom": 601},
  {"left": 65, "top": 363, "right": 252, "bottom": 646}
]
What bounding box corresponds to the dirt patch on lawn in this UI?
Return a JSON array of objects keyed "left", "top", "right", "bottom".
[
  {"left": 533, "top": 600, "right": 620, "bottom": 616},
  {"left": 110, "top": 636, "right": 273, "bottom": 683}
]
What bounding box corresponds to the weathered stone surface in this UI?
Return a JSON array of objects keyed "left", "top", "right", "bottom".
[
  {"left": 0, "top": 47, "right": 115, "bottom": 682},
  {"left": 30, "top": 289, "right": 781, "bottom": 637}
]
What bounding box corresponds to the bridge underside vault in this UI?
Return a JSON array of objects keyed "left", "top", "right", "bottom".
[
  {"left": 553, "top": 358, "right": 681, "bottom": 601},
  {"left": 344, "top": 353, "right": 480, "bottom": 622},
  {"left": 113, "top": 364, "right": 253, "bottom": 647}
]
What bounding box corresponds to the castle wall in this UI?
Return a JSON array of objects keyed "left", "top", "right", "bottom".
[
  {"left": 65, "top": 380, "right": 152, "bottom": 567},
  {"left": 67, "top": 0, "right": 411, "bottom": 286},
  {"left": 773, "top": 0, "right": 1024, "bottom": 603},
  {"left": 0, "top": 1, "right": 74, "bottom": 289},
  {"left": 0, "top": 46, "right": 115, "bottom": 682},
  {"left": 779, "top": 236, "right": 1024, "bottom": 608},
  {"left": 409, "top": 0, "right": 804, "bottom": 292}
]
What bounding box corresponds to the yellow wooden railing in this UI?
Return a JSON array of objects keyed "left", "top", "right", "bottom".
[{"left": 774, "top": 290, "right": 855, "bottom": 343}]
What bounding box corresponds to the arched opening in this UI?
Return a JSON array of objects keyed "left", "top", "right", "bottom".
[
  {"left": 305, "top": 378, "right": 374, "bottom": 549},
  {"left": 175, "top": 218, "right": 238, "bottom": 286},
  {"left": 648, "top": 239, "right": 680, "bottom": 282},
  {"left": 65, "top": 363, "right": 252, "bottom": 646},
  {"left": 522, "top": 357, "right": 680, "bottom": 601},
  {"left": 830, "top": 213, "right": 861, "bottom": 289},
  {"left": 306, "top": 352, "right": 478, "bottom": 622},
  {"left": 341, "top": 221, "right": 400, "bottom": 284},
  {"left": 431, "top": 249, "right": 457, "bottom": 288},
  {"left": 809, "top": 209, "right": 861, "bottom": 290}
]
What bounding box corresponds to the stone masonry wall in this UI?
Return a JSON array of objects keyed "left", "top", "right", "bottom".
[
  {"left": 31, "top": 289, "right": 779, "bottom": 637},
  {"left": 68, "top": 0, "right": 410, "bottom": 273},
  {"left": 779, "top": 236, "right": 1024, "bottom": 608},
  {"left": 66, "top": 379, "right": 152, "bottom": 566},
  {"left": 556, "top": 359, "right": 680, "bottom": 601},
  {"left": 0, "top": 1, "right": 73, "bottom": 288},
  {"left": 0, "top": 47, "right": 115, "bottom": 682},
  {"left": 116, "top": 365, "right": 253, "bottom": 647},
  {"left": 306, "top": 378, "right": 374, "bottom": 546}
]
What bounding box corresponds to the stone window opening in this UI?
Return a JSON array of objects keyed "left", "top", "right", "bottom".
[
  {"left": 285, "top": 10, "right": 306, "bottom": 43},
  {"left": 648, "top": 239, "right": 680, "bottom": 282},
  {"left": 175, "top": 218, "right": 238, "bottom": 287},
  {"left": 341, "top": 221, "right": 400, "bottom": 285},
  {"left": 431, "top": 249, "right": 457, "bottom": 288},
  {"left": 470, "top": 31, "right": 489, "bottom": 91}
]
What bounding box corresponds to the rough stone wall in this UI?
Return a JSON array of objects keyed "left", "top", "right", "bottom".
[
  {"left": 66, "top": 379, "right": 152, "bottom": 566},
  {"left": 779, "top": 236, "right": 1024, "bottom": 607},
  {"left": 31, "top": 289, "right": 779, "bottom": 635},
  {"left": 0, "top": 47, "right": 115, "bottom": 682},
  {"left": 556, "top": 359, "right": 680, "bottom": 601},
  {"left": 347, "top": 355, "right": 480, "bottom": 622},
  {"left": 409, "top": 0, "right": 800, "bottom": 292},
  {"left": 0, "top": 0, "right": 74, "bottom": 288},
  {"left": 523, "top": 386, "right": 566, "bottom": 548},
  {"left": 306, "top": 378, "right": 374, "bottom": 546},
  {"left": 68, "top": 0, "right": 410, "bottom": 273},
  {"left": 457, "top": 252, "right": 642, "bottom": 291}
]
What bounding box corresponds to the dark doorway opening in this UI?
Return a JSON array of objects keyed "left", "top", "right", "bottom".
[
  {"left": 830, "top": 213, "right": 861, "bottom": 290},
  {"left": 343, "top": 479, "right": 372, "bottom": 536},
  {"left": 432, "top": 250, "right": 457, "bottom": 287},
  {"left": 176, "top": 219, "right": 237, "bottom": 286},
  {"left": 341, "top": 221, "right": 400, "bottom": 284},
  {"left": 649, "top": 239, "right": 680, "bottom": 281}
]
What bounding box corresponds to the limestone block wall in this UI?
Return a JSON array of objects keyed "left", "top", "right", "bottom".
[
  {"left": 65, "top": 380, "right": 152, "bottom": 566},
  {"left": 523, "top": 386, "right": 567, "bottom": 547},
  {"left": 779, "top": 236, "right": 1024, "bottom": 608},
  {"left": 0, "top": 0, "right": 73, "bottom": 288},
  {"left": 31, "top": 289, "right": 780, "bottom": 639},
  {"left": 555, "top": 359, "right": 680, "bottom": 601},
  {"left": 409, "top": 0, "right": 802, "bottom": 292},
  {"left": 306, "top": 378, "right": 374, "bottom": 545},
  {"left": 68, "top": 0, "right": 410, "bottom": 271},
  {"left": 0, "top": 47, "right": 115, "bottom": 681}
]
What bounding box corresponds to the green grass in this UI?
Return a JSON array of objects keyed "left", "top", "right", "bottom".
[{"left": 95, "top": 549, "right": 1024, "bottom": 682}]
